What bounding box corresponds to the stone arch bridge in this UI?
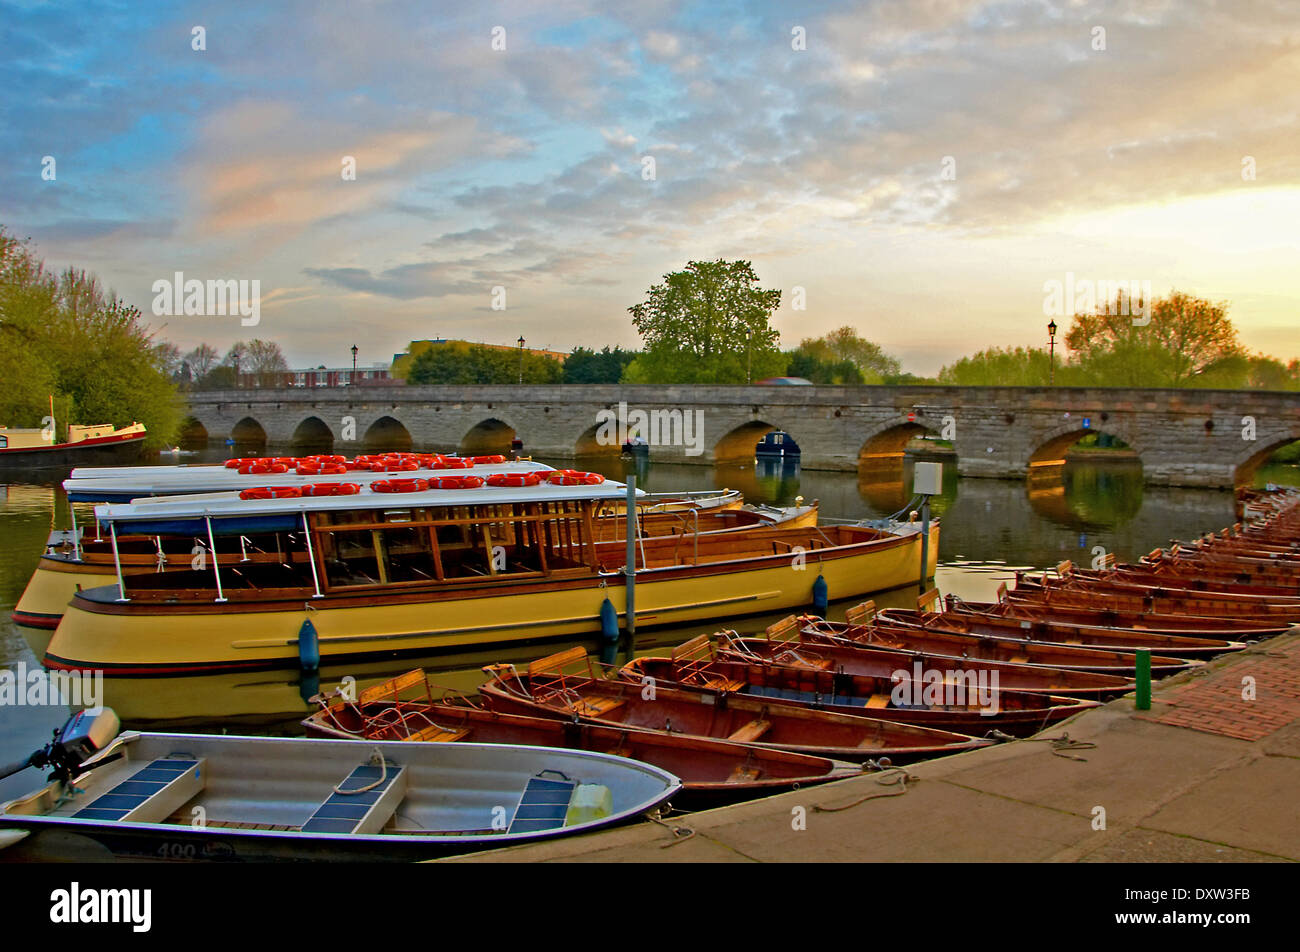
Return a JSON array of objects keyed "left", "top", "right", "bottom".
[{"left": 181, "top": 385, "right": 1300, "bottom": 489}]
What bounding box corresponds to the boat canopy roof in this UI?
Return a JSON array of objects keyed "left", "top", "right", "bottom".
[
  {"left": 65, "top": 460, "right": 555, "bottom": 503},
  {"left": 93, "top": 478, "right": 641, "bottom": 536}
]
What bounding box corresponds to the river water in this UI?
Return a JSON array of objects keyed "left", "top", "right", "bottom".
[{"left": 2, "top": 448, "right": 1295, "bottom": 801}]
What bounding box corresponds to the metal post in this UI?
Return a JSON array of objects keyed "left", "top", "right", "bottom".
[
  {"left": 109, "top": 521, "right": 128, "bottom": 602},
  {"left": 918, "top": 496, "right": 931, "bottom": 596},
  {"left": 206, "top": 516, "right": 226, "bottom": 603},
  {"left": 624, "top": 474, "right": 637, "bottom": 658},
  {"left": 302, "top": 513, "right": 324, "bottom": 598},
  {"left": 69, "top": 505, "right": 81, "bottom": 562},
  {"left": 1135, "top": 649, "right": 1151, "bottom": 710}
]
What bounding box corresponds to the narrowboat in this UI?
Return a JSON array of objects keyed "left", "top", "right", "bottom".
[{"left": 0, "top": 422, "right": 146, "bottom": 471}]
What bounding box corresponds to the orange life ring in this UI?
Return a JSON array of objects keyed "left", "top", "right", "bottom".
[
  {"left": 471, "top": 455, "right": 506, "bottom": 465},
  {"left": 428, "top": 475, "right": 486, "bottom": 489},
  {"left": 486, "top": 472, "right": 543, "bottom": 488},
  {"left": 238, "top": 462, "right": 271, "bottom": 475},
  {"left": 267, "top": 463, "right": 290, "bottom": 474},
  {"left": 225, "top": 458, "right": 250, "bottom": 469},
  {"left": 304, "top": 482, "right": 360, "bottom": 497},
  {"left": 296, "top": 463, "right": 321, "bottom": 476},
  {"left": 434, "top": 456, "right": 473, "bottom": 469},
  {"left": 319, "top": 463, "right": 348, "bottom": 475},
  {"left": 546, "top": 470, "right": 605, "bottom": 486},
  {"left": 370, "top": 478, "right": 429, "bottom": 493},
  {"left": 239, "top": 487, "right": 272, "bottom": 499},
  {"left": 272, "top": 457, "right": 299, "bottom": 467}
]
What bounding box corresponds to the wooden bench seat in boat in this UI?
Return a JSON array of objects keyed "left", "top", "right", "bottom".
[
  {"left": 573, "top": 697, "right": 625, "bottom": 718},
  {"left": 727, "top": 718, "right": 772, "bottom": 743},
  {"left": 73, "top": 757, "right": 206, "bottom": 823},
  {"left": 405, "top": 723, "right": 472, "bottom": 743},
  {"left": 301, "top": 762, "right": 407, "bottom": 835}
]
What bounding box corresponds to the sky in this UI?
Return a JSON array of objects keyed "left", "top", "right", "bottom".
[{"left": 3, "top": 0, "right": 1298, "bottom": 375}]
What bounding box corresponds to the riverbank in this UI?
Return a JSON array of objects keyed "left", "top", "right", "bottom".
[{"left": 443, "top": 628, "right": 1300, "bottom": 863}]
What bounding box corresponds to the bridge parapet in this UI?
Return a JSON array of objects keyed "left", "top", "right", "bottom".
[{"left": 183, "top": 385, "right": 1300, "bottom": 488}]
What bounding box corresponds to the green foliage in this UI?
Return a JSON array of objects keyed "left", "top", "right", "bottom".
[
  {"left": 795, "top": 327, "right": 900, "bottom": 384},
  {"left": 627, "top": 259, "right": 786, "bottom": 384},
  {"left": 563, "top": 346, "right": 638, "bottom": 384},
  {"left": 0, "top": 228, "right": 180, "bottom": 446},
  {"left": 785, "top": 349, "right": 864, "bottom": 384},
  {"left": 405, "top": 340, "right": 563, "bottom": 385},
  {"left": 937, "top": 346, "right": 1080, "bottom": 386}
]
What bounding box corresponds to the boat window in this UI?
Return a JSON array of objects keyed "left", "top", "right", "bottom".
[{"left": 312, "top": 500, "right": 597, "bottom": 589}]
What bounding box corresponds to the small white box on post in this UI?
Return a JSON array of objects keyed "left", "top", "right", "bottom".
[
  {"left": 912, "top": 462, "right": 941, "bottom": 595},
  {"left": 913, "top": 461, "right": 943, "bottom": 497}
]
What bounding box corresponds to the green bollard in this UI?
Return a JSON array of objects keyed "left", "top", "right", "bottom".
[{"left": 1135, "top": 649, "right": 1151, "bottom": 710}]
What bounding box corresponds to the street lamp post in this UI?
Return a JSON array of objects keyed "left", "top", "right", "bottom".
[
  {"left": 1047, "top": 319, "right": 1057, "bottom": 385},
  {"left": 745, "top": 329, "right": 752, "bottom": 385},
  {"left": 517, "top": 336, "right": 525, "bottom": 385},
  {"left": 351, "top": 344, "right": 358, "bottom": 384}
]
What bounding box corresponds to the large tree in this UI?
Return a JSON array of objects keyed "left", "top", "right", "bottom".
[
  {"left": 1065, "top": 290, "right": 1243, "bottom": 388},
  {"left": 625, "top": 259, "right": 785, "bottom": 384},
  {"left": 0, "top": 228, "right": 180, "bottom": 445},
  {"left": 184, "top": 343, "right": 220, "bottom": 381}
]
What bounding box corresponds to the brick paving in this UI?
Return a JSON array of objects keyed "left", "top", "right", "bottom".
[{"left": 1141, "top": 639, "right": 1300, "bottom": 741}]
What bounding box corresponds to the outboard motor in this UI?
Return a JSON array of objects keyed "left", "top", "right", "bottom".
[{"left": 0, "top": 708, "right": 121, "bottom": 785}]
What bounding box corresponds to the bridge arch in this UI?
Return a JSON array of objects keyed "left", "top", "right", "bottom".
[
  {"left": 858, "top": 422, "right": 944, "bottom": 464},
  {"left": 1027, "top": 423, "right": 1143, "bottom": 472},
  {"left": 574, "top": 422, "right": 621, "bottom": 457},
  {"left": 178, "top": 416, "right": 208, "bottom": 447},
  {"left": 1232, "top": 433, "right": 1300, "bottom": 487},
  {"left": 364, "top": 416, "right": 413, "bottom": 452},
  {"left": 291, "top": 416, "right": 335, "bottom": 452},
  {"left": 230, "top": 416, "right": 267, "bottom": 449},
  {"left": 715, "top": 421, "right": 772, "bottom": 464},
  {"left": 459, "top": 418, "right": 516, "bottom": 456}
]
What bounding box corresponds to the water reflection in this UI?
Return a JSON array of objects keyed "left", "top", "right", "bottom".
[{"left": 1026, "top": 461, "right": 1144, "bottom": 530}]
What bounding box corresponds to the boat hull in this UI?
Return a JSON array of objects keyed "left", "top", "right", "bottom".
[
  {"left": 0, "top": 732, "right": 679, "bottom": 862},
  {"left": 0, "top": 432, "right": 145, "bottom": 472},
  {"left": 45, "top": 524, "right": 941, "bottom": 674}
]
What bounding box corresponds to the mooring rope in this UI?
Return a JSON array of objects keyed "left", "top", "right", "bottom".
[
  {"left": 812, "top": 764, "right": 916, "bottom": 813},
  {"left": 645, "top": 804, "right": 696, "bottom": 847},
  {"left": 986, "top": 730, "right": 1098, "bottom": 761}
]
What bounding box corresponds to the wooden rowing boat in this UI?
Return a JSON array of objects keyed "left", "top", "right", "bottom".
[
  {"left": 302, "top": 669, "right": 860, "bottom": 808},
  {"left": 647, "top": 632, "right": 1136, "bottom": 700},
  {"left": 478, "top": 648, "right": 995, "bottom": 760},
  {"left": 1009, "top": 574, "right": 1300, "bottom": 622},
  {"left": 947, "top": 593, "right": 1286, "bottom": 642},
  {"left": 777, "top": 605, "right": 1201, "bottom": 675},
  {"left": 0, "top": 709, "right": 679, "bottom": 862},
  {"left": 590, "top": 644, "right": 1099, "bottom": 736},
  {"left": 878, "top": 602, "right": 1245, "bottom": 658}
]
